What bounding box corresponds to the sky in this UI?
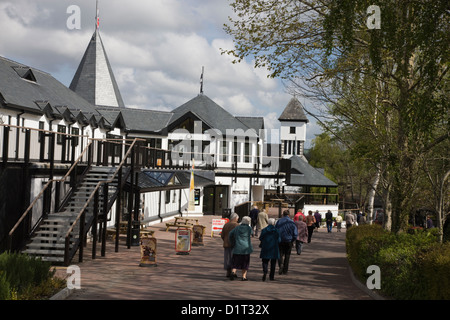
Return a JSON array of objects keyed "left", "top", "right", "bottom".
[{"left": 0, "top": 0, "right": 322, "bottom": 148}]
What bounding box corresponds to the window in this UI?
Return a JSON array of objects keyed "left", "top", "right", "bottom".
[
  {"left": 57, "top": 125, "right": 66, "bottom": 145},
  {"left": 233, "top": 138, "right": 241, "bottom": 163},
  {"left": 290, "top": 126, "right": 296, "bottom": 134},
  {"left": 165, "top": 190, "right": 170, "bottom": 204},
  {"left": 221, "top": 140, "right": 228, "bottom": 162},
  {"left": 283, "top": 140, "right": 288, "bottom": 155},
  {"left": 71, "top": 127, "right": 79, "bottom": 146},
  {"left": 38, "top": 121, "right": 44, "bottom": 142},
  {"left": 297, "top": 141, "right": 302, "bottom": 155},
  {"left": 244, "top": 139, "right": 251, "bottom": 163}
]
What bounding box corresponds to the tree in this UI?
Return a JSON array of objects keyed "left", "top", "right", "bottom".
[{"left": 224, "top": 0, "right": 449, "bottom": 233}]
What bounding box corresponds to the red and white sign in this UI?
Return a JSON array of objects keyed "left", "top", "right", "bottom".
[{"left": 211, "top": 218, "right": 228, "bottom": 237}]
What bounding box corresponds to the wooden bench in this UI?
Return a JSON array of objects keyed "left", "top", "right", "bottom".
[{"left": 165, "top": 216, "right": 199, "bottom": 231}]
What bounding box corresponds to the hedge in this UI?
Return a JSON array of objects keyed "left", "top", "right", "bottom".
[{"left": 346, "top": 224, "right": 450, "bottom": 300}]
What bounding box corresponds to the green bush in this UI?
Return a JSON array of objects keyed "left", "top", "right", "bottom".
[
  {"left": 421, "top": 243, "right": 450, "bottom": 299},
  {"left": 346, "top": 224, "right": 448, "bottom": 300},
  {"left": 0, "top": 252, "right": 58, "bottom": 300}
]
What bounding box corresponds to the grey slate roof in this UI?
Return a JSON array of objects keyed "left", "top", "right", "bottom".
[
  {"left": 278, "top": 97, "right": 309, "bottom": 122},
  {"left": 236, "top": 116, "right": 264, "bottom": 132},
  {"left": 115, "top": 108, "right": 173, "bottom": 134},
  {"left": 0, "top": 56, "right": 102, "bottom": 119},
  {"left": 288, "top": 156, "right": 337, "bottom": 187},
  {"left": 169, "top": 94, "right": 258, "bottom": 137},
  {"left": 69, "top": 30, "right": 125, "bottom": 108}
]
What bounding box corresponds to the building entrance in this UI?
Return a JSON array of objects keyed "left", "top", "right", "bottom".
[{"left": 203, "top": 185, "right": 229, "bottom": 215}]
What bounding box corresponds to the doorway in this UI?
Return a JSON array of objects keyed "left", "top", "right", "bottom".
[{"left": 203, "top": 185, "right": 229, "bottom": 215}]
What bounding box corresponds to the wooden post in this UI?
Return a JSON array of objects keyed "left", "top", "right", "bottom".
[{"left": 92, "top": 188, "right": 99, "bottom": 259}]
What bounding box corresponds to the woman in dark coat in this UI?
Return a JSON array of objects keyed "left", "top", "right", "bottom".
[{"left": 259, "top": 218, "right": 281, "bottom": 281}]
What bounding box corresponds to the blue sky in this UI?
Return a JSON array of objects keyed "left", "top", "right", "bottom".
[{"left": 0, "top": 0, "right": 322, "bottom": 147}]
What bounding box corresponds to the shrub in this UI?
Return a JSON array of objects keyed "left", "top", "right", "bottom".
[
  {"left": 0, "top": 252, "right": 58, "bottom": 300},
  {"left": 421, "top": 243, "right": 450, "bottom": 299},
  {"left": 346, "top": 224, "right": 446, "bottom": 299}
]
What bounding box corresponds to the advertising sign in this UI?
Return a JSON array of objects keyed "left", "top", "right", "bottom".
[
  {"left": 140, "top": 237, "right": 157, "bottom": 267},
  {"left": 175, "top": 228, "right": 192, "bottom": 254}
]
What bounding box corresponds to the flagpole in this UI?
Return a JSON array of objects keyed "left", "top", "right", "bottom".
[{"left": 96, "top": 0, "right": 100, "bottom": 30}]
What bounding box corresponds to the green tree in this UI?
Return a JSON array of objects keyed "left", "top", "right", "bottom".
[{"left": 224, "top": 0, "right": 449, "bottom": 233}]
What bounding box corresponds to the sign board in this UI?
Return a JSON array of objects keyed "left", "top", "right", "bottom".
[
  {"left": 140, "top": 237, "right": 157, "bottom": 267},
  {"left": 175, "top": 228, "right": 192, "bottom": 254},
  {"left": 211, "top": 218, "right": 229, "bottom": 237},
  {"left": 192, "top": 225, "right": 206, "bottom": 246}
]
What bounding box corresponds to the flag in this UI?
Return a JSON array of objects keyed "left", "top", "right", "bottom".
[{"left": 96, "top": 0, "right": 100, "bottom": 29}]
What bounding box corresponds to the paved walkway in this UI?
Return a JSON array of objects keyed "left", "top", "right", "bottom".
[{"left": 56, "top": 212, "right": 373, "bottom": 301}]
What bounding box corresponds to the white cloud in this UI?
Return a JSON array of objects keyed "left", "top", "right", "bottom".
[{"left": 0, "top": 0, "right": 321, "bottom": 139}]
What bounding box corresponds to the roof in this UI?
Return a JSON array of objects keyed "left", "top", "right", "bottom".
[
  {"left": 236, "top": 116, "right": 264, "bottom": 132},
  {"left": 169, "top": 94, "right": 258, "bottom": 138},
  {"left": 278, "top": 97, "right": 309, "bottom": 122},
  {"left": 115, "top": 108, "right": 173, "bottom": 134},
  {"left": 0, "top": 56, "right": 102, "bottom": 119},
  {"left": 287, "top": 156, "right": 337, "bottom": 187},
  {"left": 69, "top": 30, "right": 125, "bottom": 108}
]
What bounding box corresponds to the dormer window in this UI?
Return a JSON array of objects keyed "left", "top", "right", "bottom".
[{"left": 12, "top": 66, "right": 37, "bottom": 83}]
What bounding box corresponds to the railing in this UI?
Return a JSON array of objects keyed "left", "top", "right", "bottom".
[
  {"left": 63, "top": 138, "right": 143, "bottom": 265},
  {"left": 7, "top": 138, "right": 94, "bottom": 251}
]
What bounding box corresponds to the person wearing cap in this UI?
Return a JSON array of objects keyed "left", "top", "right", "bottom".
[
  {"left": 229, "top": 216, "right": 254, "bottom": 281},
  {"left": 275, "top": 210, "right": 298, "bottom": 275},
  {"left": 221, "top": 213, "right": 239, "bottom": 278},
  {"left": 259, "top": 218, "right": 280, "bottom": 281}
]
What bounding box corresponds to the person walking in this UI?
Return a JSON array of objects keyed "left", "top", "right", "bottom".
[
  {"left": 259, "top": 218, "right": 280, "bottom": 281},
  {"left": 345, "top": 211, "right": 355, "bottom": 229},
  {"left": 306, "top": 211, "right": 316, "bottom": 243},
  {"left": 275, "top": 210, "right": 298, "bottom": 275},
  {"left": 335, "top": 214, "right": 343, "bottom": 232},
  {"left": 255, "top": 208, "right": 268, "bottom": 237},
  {"left": 314, "top": 210, "right": 322, "bottom": 229},
  {"left": 228, "top": 216, "right": 253, "bottom": 281},
  {"left": 249, "top": 206, "right": 259, "bottom": 236},
  {"left": 325, "top": 210, "right": 333, "bottom": 233},
  {"left": 294, "top": 209, "right": 305, "bottom": 222},
  {"left": 294, "top": 216, "right": 308, "bottom": 255},
  {"left": 221, "top": 213, "right": 239, "bottom": 278}
]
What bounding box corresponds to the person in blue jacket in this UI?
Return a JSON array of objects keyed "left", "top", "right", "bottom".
[
  {"left": 259, "top": 218, "right": 280, "bottom": 281},
  {"left": 275, "top": 210, "right": 298, "bottom": 275},
  {"left": 229, "top": 216, "right": 253, "bottom": 281}
]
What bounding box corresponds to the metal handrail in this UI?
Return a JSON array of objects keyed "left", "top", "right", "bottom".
[
  {"left": 7, "top": 139, "right": 94, "bottom": 247},
  {"left": 63, "top": 138, "right": 144, "bottom": 263}
]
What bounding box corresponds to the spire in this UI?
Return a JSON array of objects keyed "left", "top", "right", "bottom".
[
  {"left": 69, "top": 1, "right": 125, "bottom": 108},
  {"left": 199, "top": 66, "right": 204, "bottom": 95}
]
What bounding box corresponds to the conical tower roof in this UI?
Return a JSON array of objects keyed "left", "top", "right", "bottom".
[
  {"left": 278, "top": 97, "right": 309, "bottom": 122},
  {"left": 69, "top": 29, "right": 125, "bottom": 108}
]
